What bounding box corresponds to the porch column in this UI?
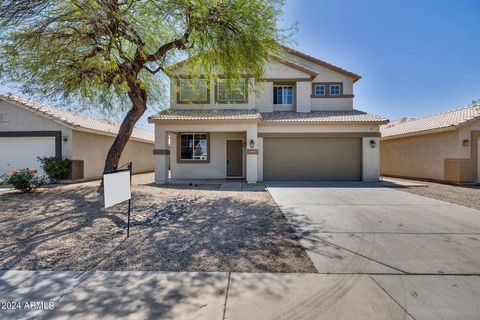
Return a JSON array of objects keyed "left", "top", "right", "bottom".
[
  {"left": 362, "top": 137, "right": 380, "bottom": 181},
  {"left": 257, "top": 137, "right": 264, "bottom": 181},
  {"left": 154, "top": 126, "right": 169, "bottom": 184},
  {"left": 246, "top": 126, "right": 259, "bottom": 183}
]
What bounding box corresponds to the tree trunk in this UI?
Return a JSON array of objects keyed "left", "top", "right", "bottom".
[{"left": 103, "top": 84, "right": 147, "bottom": 174}]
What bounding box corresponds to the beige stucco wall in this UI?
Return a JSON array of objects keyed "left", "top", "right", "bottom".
[
  {"left": 169, "top": 56, "right": 355, "bottom": 112},
  {"left": 0, "top": 100, "right": 73, "bottom": 158},
  {"left": 153, "top": 121, "right": 381, "bottom": 182},
  {"left": 458, "top": 120, "right": 480, "bottom": 158},
  {"left": 380, "top": 130, "right": 460, "bottom": 181},
  {"left": 72, "top": 130, "right": 154, "bottom": 179},
  {"left": 255, "top": 81, "right": 273, "bottom": 112},
  {"left": 169, "top": 131, "right": 245, "bottom": 179},
  {"left": 283, "top": 51, "right": 354, "bottom": 94}
]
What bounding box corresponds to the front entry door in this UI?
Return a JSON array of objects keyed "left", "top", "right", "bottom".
[{"left": 226, "top": 140, "right": 243, "bottom": 177}]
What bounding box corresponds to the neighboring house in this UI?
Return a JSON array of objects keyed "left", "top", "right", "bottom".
[
  {"left": 148, "top": 46, "right": 388, "bottom": 183},
  {"left": 0, "top": 95, "right": 154, "bottom": 180},
  {"left": 381, "top": 103, "right": 480, "bottom": 184}
]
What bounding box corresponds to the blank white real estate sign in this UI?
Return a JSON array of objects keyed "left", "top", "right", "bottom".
[{"left": 104, "top": 170, "right": 131, "bottom": 208}]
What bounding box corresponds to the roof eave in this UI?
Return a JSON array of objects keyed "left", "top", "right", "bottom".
[
  {"left": 148, "top": 118, "right": 260, "bottom": 124},
  {"left": 1, "top": 96, "right": 154, "bottom": 143},
  {"left": 0, "top": 97, "right": 78, "bottom": 130},
  {"left": 261, "top": 120, "right": 388, "bottom": 125},
  {"left": 381, "top": 126, "right": 458, "bottom": 140}
]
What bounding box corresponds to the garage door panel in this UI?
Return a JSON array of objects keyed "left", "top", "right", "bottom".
[
  {"left": 0, "top": 137, "right": 56, "bottom": 176},
  {"left": 263, "top": 137, "right": 361, "bottom": 180}
]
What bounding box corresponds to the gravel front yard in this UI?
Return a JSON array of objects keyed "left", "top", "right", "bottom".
[
  {"left": 0, "top": 174, "right": 315, "bottom": 273},
  {"left": 400, "top": 180, "right": 480, "bottom": 211}
]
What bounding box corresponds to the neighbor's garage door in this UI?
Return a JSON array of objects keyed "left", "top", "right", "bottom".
[
  {"left": 263, "top": 137, "right": 362, "bottom": 180},
  {"left": 0, "top": 137, "right": 56, "bottom": 176}
]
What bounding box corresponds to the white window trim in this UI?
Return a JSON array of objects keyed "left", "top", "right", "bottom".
[
  {"left": 329, "top": 84, "right": 341, "bottom": 96},
  {"left": 314, "top": 84, "right": 326, "bottom": 96},
  {"left": 273, "top": 85, "right": 294, "bottom": 106}
]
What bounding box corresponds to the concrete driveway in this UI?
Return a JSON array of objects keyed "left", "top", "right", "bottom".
[{"left": 266, "top": 181, "right": 480, "bottom": 320}]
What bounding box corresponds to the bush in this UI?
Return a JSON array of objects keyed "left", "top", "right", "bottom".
[
  {"left": 1, "top": 168, "right": 46, "bottom": 193},
  {"left": 37, "top": 156, "right": 70, "bottom": 182}
]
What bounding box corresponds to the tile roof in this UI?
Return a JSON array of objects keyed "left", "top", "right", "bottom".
[
  {"left": 261, "top": 110, "right": 388, "bottom": 123},
  {"left": 0, "top": 94, "right": 154, "bottom": 142},
  {"left": 149, "top": 108, "right": 388, "bottom": 123},
  {"left": 381, "top": 103, "right": 480, "bottom": 138},
  {"left": 149, "top": 109, "right": 261, "bottom": 120}
]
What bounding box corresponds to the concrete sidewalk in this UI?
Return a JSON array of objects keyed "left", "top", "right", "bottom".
[{"left": 0, "top": 270, "right": 415, "bottom": 320}]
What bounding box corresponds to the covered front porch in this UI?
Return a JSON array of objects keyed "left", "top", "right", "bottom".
[{"left": 152, "top": 121, "right": 260, "bottom": 184}]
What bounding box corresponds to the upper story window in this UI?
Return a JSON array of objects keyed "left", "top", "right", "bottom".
[
  {"left": 178, "top": 79, "right": 209, "bottom": 103},
  {"left": 314, "top": 84, "right": 325, "bottom": 96},
  {"left": 179, "top": 133, "right": 209, "bottom": 162},
  {"left": 216, "top": 79, "right": 247, "bottom": 103},
  {"left": 273, "top": 85, "right": 294, "bottom": 105},
  {"left": 330, "top": 84, "right": 341, "bottom": 96},
  {"left": 312, "top": 82, "right": 345, "bottom": 98}
]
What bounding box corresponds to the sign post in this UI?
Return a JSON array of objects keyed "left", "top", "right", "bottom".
[{"left": 103, "top": 162, "right": 133, "bottom": 237}]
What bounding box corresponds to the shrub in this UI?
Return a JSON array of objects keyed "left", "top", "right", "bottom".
[
  {"left": 37, "top": 157, "right": 70, "bottom": 182},
  {"left": 1, "top": 168, "right": 46, "bottom": 193}
]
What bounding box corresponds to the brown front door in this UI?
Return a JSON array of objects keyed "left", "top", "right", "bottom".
[{"left": 226, "top": 140, "right": 243, "bottom": 177}]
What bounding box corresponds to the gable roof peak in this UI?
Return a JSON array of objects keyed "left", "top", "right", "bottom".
[{"left": 278, "top": 44, "right": 361, "bottom": 82}]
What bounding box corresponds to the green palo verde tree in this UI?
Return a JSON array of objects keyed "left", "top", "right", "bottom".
[{"left": 0, "top": 0, "right": 290, "bottom": 173}]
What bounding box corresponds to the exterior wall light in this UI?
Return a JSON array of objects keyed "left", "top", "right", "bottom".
[
  {"left": 249, "top": 139, "right": 255, "bottom": 148},
  {"left": 463, "top": 139, "right": 470, "bottom": 146},
  {"left": 62, "top": 135, "right": 68, "bottom": 143},
  {"left": 370, "top": 140, "right": 376, "bottom": 148}
]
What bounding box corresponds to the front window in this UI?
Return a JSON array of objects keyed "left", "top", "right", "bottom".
[
  {"left": 330, "top": 84, "right": 341, "bottom": 96},
  {"left": 180, "top": 133, "right": 208, "bottom": 161},
  {"left": 217, "top": 79, "right": 247, "bottom": 102},
  {"left": 178, "top": 79, "right": 209, "bottom": 103},
  {"left": 273, "top": 85, "right": 294, "bottom": 105},
  {"left": 314, "top": 84, "right": 325, "bottom": 96}
]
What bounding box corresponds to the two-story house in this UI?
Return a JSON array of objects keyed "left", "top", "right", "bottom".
[{"left": 148, "top": 46, "right": 388, "bottom": 183}]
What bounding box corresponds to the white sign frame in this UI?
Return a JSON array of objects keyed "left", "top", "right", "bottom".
[{"left": 103, "top": 170, "right": 131, "bottom": 208}]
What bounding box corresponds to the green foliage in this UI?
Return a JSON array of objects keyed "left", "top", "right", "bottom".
[
  {"left": 1, "top": 168, "right": 46, "bottom": 193},
  {"left": 0, "top": 0, "right": 291, "bottom": 115},
  {"left": 37, "top": 156, "right": 70, "bottom": 182}
]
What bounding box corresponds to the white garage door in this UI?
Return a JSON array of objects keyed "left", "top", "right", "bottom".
[{"left": 0, "top": 137, "right": 56, "bottom": 176}]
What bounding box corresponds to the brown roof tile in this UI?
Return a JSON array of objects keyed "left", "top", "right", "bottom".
[
  {"left": 149, "top": 109, "right": 261, "bottom": 121},
  {"left": 149, "top": 108, "right": 387, "bottom": 123},
  {"left": 261, "top": 110, "right": 388, "bottom": 123}
]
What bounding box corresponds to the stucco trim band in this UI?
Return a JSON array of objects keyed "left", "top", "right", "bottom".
[
  {"left": 258, "top": 132, "right": 381, "bottom": 138},
  {"left": 153, "top": 149, "right": 170, "bottom": 155}
]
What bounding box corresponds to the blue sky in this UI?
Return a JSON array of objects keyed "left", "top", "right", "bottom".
[
  {"left": 281, "top": 0, "right": 480, "bottom": 120},
  {"left": 1, "top": 0, "right": 479, "bottom": 131}
]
